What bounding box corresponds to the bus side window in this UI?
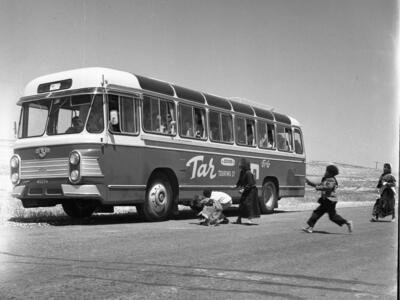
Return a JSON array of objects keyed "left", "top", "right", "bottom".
[
  {"left": 285, "top": 127, "right": 293, "bottom": 151},
  {"left": 235, "top": 117, "right": 247, "bottom": 145},
  {"left": 194, "top": 107, "right": 206, "bottom": 139},
  {"left": 143, "top": 96, "right": 176, "bottom": 135},
  {"left": 294, "top": 128, "right": 304, "bottom": 154},
  {"left": 108, "top": 94, "right": 120, "bottom": 132},
  {"left": 179, "top": 105, "right": 207, "bottom": 139},
  {"left": 120, "top": 96, "right": 138, "bottom": 134},
  {"left": 257, "top": 121, "right": 268, "bottom": 148},
  {"left": 179, "top": 104, "right": 193, "bottom": 137},
  {"left": 209, "top": 111, "right": 221, "bottom": 142},
  {"left": 246, "top": 119, "right": 255, "bottom": 146},
  {"left": 221, "top": 113, "right": 233, "bottom": 143},
  {"left": 277, "top": 125, "right": 287, "bottom": 151},
  {"left": 267, "top": 123, "right": 275, "bottom": 148}
]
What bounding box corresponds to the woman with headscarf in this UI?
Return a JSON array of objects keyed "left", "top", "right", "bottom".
[
  {"left": 234, "top": 158, "right": 260, "bottom": 225},
  {"left": 371, "top": 163, "right": 397, "bottom": 222}
]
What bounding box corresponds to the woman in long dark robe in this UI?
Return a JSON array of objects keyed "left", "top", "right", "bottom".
[
  {"left": 235, "top": 158, "right": 260, "bottom": 224},
  {"left": 371, "top": 163, "right": 396, "bottom": 222}
]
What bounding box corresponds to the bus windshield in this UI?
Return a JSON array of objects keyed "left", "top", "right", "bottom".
[{"left": 18, "top": 94, "right": 104, "bottom": 138}]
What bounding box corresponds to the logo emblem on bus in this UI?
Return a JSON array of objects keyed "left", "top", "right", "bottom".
[
  {"left": 261, "top": 159, "right": 271, "bottom": 168},
  {"left": 35, "top": 147, "right": 50, "bottom": 159},
  {"left": 221, "top": 157, "right": 235, "bottom": 167},
  {"left": 186, "top": 155, "right": 217, "bottom": 180}
]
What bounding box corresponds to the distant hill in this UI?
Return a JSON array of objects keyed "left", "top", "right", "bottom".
[{"left": 307, "top": 160, "right": 380, "bottom": 178}]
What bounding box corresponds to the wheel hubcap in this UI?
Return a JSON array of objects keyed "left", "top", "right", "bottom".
[{"left": 149, "top": 184, "right": 167, "bottom": 213}]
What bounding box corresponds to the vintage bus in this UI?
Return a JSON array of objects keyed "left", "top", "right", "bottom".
[{"left": 10, "top": 67, "right": 305, "bottom": 221}]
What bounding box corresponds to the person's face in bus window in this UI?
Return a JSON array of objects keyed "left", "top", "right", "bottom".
[{"left": 72, "top": 117, "right": 83, "bottom": 129}]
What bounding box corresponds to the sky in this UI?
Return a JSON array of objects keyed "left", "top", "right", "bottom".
[{"left": 0, "top": 0, "right": 398, "bottom": 170}]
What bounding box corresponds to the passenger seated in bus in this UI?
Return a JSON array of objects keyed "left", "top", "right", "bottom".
[
  {"left": 109, "top": 110, "right": 120, "bottom": 132},
  {"left": 166, "top": 114, "right": 176, "bottom": 134},
  {"left": 194, "top": 124, "right": 204, "bottom": 139},
  {"left": 65, "top": 116, "right": 84, "bottom": 134},
  {"left": 192, "top": 189, "right": 232, "bottom": 225},
  {"left": 193, "top": 110, "right": 205, "bottom": 139}
]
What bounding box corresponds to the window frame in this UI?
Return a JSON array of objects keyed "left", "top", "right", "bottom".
[
  {"left": 208, "top": 109, "right": 234, "bottom": 145},
  {"left": 234, "top": 115, "right": 256, "bottom": 147},
  {"left": 293, "top": 127, "right": 304, "bottom": 155},
  {"left": 108, "top": 93, "right": 140, "bottom": 136},
  {"left": 257, "top": 120, "right": 276, "bottom": 150},
  {"left": 178, "top": 103, "right": 207, "bottom": 140},
  {"left": 141, "top": 95, "right": 176, "bottom": 136},
  {"left": 276, "top": 124, "right": 293, "bottom": 152}
]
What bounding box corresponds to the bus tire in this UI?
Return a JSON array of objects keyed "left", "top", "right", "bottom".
[
  {"left": 260, "top": 181, "right": 278, "bottom": 214},
  {"left": 142, "top": 175, "right": 173, "bottom": 221},
  {"left": 62, "top": 200, "right": 97, "bottom": 219}
]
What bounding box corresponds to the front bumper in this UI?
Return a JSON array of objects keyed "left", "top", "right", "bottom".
[{"left": 12, "top": 184, "right": 101, "bottom": 198}]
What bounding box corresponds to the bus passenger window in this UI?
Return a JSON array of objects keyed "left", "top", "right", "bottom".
[
  {"left": 267, "top": 123, "right": 275, "bottom": 148},
  {"left": 179, "top": 105, "right": 193, "bottom": 137},
  {"left": 294, "top": 129, "right": 303, "bottom": 154},
  {"left": 246, "top": 119, "right": 255, "bottom": 146},
  {"left": 209, "top": 111, "right": 221, "bottom": 142},
  {"left": 179, "top": 105, "right": 206, "bottom": 139},
  {"left": 258, "top": 121, "right": 267, "bottom": 148},
  {"left": 285, "top": 128, "right": 293, "bottom": 151},
  {"left": 221, "top": 113, "right": 233, "bottom": 143},
  {"left": 120, "top": 96, "right": 139, "bottom": 134},
  {"left": 194, "top": 108, "right": 206, "bottom": 139},
  {"left": 259, "top": 122, "right": 275, "bottom": 149},
  {"left": 235, "top": 117, "right": 247, "bottom": 145},
  {"left": 143, "top": 96, "right": 176, "bottom": 135},
  {"left": 276, "top": 125, "right": 292, "bottom": 151},
  {"left": 108, "top": 94, "right": 120, "bottom": 132}
]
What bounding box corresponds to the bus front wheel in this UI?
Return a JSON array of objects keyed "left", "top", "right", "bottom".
[
  {"left": 62, "top": 199, "right": 97, "bottom": 219},
  {"left": 140, "top": 175, "right": 173, "bottom": 221},
  {"left": 260, "top": 181, "right": 278, "bottom": 214}
]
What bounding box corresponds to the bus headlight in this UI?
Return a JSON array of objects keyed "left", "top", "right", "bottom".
[
  {"left": 70, "top": 170, "right": 80, "bottom": 182},
  {"left": 10, "top": 156, "right": 19, "bottom": 168},
  {"left": 10, "top": 154, "right": 21, "bottom": 185},
  {"left": 69, "top": 151, "right": 81, "bottom": 184},
  {"left": 69, "top": 151, "right": 80, "bottom": 165},
  {"left": 11, "top": 173, "right": 20, "bottom": 184}
]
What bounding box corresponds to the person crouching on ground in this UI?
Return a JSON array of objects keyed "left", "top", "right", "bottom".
[
  {"left": 303, "top": 164, "right": 353, "bottom": 233},
  {"left": 193, "top": 189, "right": 232, "bottom": 226},
  {"left": 235, "top": 158, "right": 261, "bottom": 225}
]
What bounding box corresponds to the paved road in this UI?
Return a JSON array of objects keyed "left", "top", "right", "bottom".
[{"left": 0, "top": 206, "right": 397, "bottom": 299}]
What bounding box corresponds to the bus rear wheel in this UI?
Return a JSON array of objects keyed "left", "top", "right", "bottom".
[
  {"left": 140, "top": 175, "right": 173, "bottom": 221},
  {"left": 62, "top": 199, "right": 97, "bottom": 219},
  {"left": 260, "top": 181, "right": 278, "bottom": 214}
]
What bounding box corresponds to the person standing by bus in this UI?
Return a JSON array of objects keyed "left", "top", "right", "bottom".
[
  {"left": 303, "top": 165, "right": 353, "bottom": 233},
  {"left": 234, "top": 158, "right": 260, "bottom": 225},
  {"left": 371, "top": 163, "right": 397, "bottom": 222}
]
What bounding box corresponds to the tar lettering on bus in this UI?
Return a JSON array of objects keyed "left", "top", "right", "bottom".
[{"left": 186, "top": 155, "right": 217, "bottom": 179}]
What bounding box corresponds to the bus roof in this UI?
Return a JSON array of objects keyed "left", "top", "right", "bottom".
[{"left": 21, "top": 67, "right": 301, "bottom": 126}]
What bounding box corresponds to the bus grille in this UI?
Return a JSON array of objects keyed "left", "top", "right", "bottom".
[{"left": 20, "top": 157, "right": 103, "bottom": 179}]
